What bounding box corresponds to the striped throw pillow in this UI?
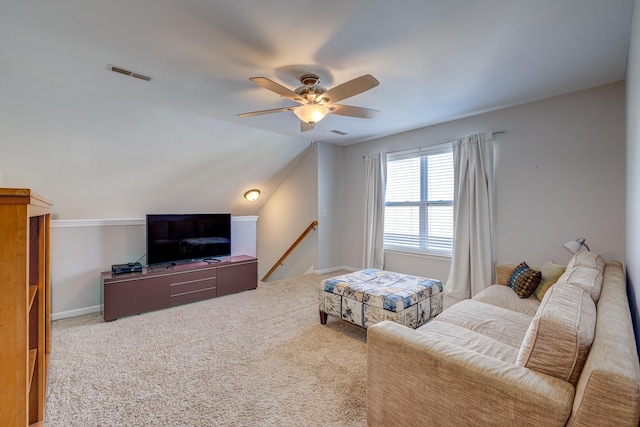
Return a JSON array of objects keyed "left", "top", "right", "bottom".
[{"left": 509, "top": 262, "right": 542, "bottom": 298}]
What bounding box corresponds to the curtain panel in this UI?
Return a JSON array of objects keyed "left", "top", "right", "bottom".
[
  {"left": 362, "top": 152, "right": 386, "bottom": 269},
  {"left": 445, "top": 133, "right": 494, "bottom": 299}
]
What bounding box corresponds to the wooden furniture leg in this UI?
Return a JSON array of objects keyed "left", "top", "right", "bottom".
[{"left": 319, "top": 310, "right": 328, "bottom": 325}]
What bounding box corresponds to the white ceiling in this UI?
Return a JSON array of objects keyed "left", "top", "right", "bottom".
[{"left": 1, "top": 0, "right": 634, "bottom": 146}]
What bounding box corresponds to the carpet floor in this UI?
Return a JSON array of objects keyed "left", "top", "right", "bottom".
[{"left": 45, "top": 271, "right": 367, "bottom": 426}]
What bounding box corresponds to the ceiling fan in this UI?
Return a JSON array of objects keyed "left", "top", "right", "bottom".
[{"left": 237, "top": 73, "right": 380, "bottom": 132}]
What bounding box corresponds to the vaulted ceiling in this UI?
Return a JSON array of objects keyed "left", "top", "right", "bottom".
[{"left": 0, "top": 0, "right": 634, "bottom": 217}]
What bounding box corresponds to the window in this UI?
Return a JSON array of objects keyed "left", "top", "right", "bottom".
[{"left": 384, "top": 144, "right": 454, "bottom": 256}]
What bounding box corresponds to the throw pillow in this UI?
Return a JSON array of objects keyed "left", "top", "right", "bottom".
[
  {"left": 516, "top": 283, "right": 596, "bottom": 385},
  {"left": 508, "top": 262, "right": 542, "bottom": 298},
  {"left": 533, "top": 261, "right": 567, "bottom": 302}
]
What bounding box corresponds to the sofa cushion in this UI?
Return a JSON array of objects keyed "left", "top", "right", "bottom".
[
  {"left": 417, "top": 320, "right": 520, "bottom": 363},
  {"left": 516, "top": 283, "right": 596, "bottom": 385},
  {"left": 473, "top": 284, "right": 540, "bottom": 316},
  {"left": 435, "top": 299, "right": 533, "bottom": 348},
  {"left": 533, "top": 261, "right": 567, "bottom": 302},
  {"left": 509, "top": 262, "right": 542, "bottom": 298},
  {"left": 557, "top": 266, "right": 603, "bottom": 303},
  {"left": 566, "top": 250, "right": 605, "bottom": 274}
]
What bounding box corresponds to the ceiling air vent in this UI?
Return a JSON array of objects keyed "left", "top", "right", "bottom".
[
  {"left": 110, "top": 65, "right": 151, "bottom": 82},
  {"left": 330, "top": 130, "right": 348, "bottom": 136}
]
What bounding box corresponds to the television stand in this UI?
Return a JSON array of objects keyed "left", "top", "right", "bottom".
[{"left": 101, "top": 255, "right": 257, "bottom": 321}]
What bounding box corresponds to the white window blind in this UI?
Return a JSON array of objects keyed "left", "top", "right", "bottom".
[{"left": 384, "top": 144, "right": 454, "bottom": 256}]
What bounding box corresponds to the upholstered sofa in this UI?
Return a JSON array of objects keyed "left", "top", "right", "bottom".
[{"left": 367, "top": 251, "right": 640, "bottom": 426}]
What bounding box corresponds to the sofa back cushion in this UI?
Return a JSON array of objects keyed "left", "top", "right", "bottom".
[
  {"left": 495, "top": 263, "right": 518, "bottom": 286},
  {"left": 566, "top": 250, "right": 605, "bottom": 274},
  {"left": 516, "top": 283, "right": 596, "bottom": 385},
  {"left": 556, "top": 266, "right": 603, "bottom": 303}
]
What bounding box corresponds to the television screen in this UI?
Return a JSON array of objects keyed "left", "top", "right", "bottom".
[{"left": 146, "top": 213, "right": 231, "bottom": 265}]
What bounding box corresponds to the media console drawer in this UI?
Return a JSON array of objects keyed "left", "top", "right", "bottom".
[
  {"left": 101, "top": 255, "right": 257, "bottom": 321},
  {"left": 170, "top": 277, "right": 217, "bottom": 296},
  {"left": 170, "top": 288, "right": 217, "bottom": 306},
  {"left": 170, "top": 266, "right": 217, "bottom": 282}
]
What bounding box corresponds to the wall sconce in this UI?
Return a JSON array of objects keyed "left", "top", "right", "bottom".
[
  {"left": 244, "top": 189, "right": 260, "bottom": 202},
  {"left": 563, "top": 237, "right": 590, "bottom": 254}
]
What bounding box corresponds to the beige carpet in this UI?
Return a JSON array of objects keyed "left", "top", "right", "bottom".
[{"left": 45, "top": 271, "right": 368, "bottom": 426}]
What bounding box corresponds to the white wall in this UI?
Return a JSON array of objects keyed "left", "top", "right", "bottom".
[
  {"left": 256, "top": 141, "right": 349, "bottom": 280},
  {"left": 626, "top": 0, "right": 640, "bottom": 354},
  {"left": 341, "top": 82, "right": 626, "bottom": 284},
  {"left": 50, "top": 216, "right": 257, "bottom": 319},
  {"left": 256, "top": 144, "right": 319, "bottom": 281},
  {"left": 317, "top": 142, "right": 344, "bottom": 272}
]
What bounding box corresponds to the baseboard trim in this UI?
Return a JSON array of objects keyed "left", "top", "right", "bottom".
[
  {"left": 314, "top": 265, "right": 359, "bottom": 275},
  {"left": 52, "top": 305, "right": 102, "bottom": 321}
]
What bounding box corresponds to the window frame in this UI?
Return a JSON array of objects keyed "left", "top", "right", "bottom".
[{"left": 383, "top": 143, "right": 454, "bottom": 257}]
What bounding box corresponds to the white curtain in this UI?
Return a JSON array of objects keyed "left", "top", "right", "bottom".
[
  {"left": 445, "top": 133, "right": 494, "bottom": 299},
  {"left": 362, "top": 152, "right": 386, "bottom": 269}
]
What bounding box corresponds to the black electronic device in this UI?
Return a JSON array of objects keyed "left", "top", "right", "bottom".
[
  {"left": 111, "top": 262, "right": 143, "bottom": 275},
  {"left": 146, "top": 213, "right": 231, "bottom": 266}
]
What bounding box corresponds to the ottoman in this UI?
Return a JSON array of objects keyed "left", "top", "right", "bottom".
[{"left": 319, "top": 269, "right": 443, "bottom": 329}]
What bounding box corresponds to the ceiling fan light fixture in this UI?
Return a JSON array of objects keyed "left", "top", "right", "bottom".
[
  {"left": 293, "top": 104, "right": 329, "bottom": 124},
  {"left": 239, "top": 73, "right": 380, "bottom": 132}
]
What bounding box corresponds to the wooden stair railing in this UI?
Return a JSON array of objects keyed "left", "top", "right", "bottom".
[{"left": 261, "top": 220, "right": 318, "bottom": 282}]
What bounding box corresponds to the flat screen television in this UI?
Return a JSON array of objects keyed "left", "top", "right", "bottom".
[{"left": 146, "top": 213, "right": 231, "bottom": 265}]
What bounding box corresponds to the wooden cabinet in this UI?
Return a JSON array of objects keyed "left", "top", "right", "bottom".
[
  {"left": 0, "top": 188, "right": 52, "bottom": 426},
  {"left": 101, "top": 273, "right": 172, "bottom": 321},
  {"left": 102, "top": 255, "right": 257, "bottom": 321},
  {"left": 217, "top": 260, "right": 258, "bottom": 297}
]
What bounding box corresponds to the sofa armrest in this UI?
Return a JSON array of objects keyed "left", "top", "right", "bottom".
[{"left": 367, "top": 321, "right": 574, "bottom": 426}]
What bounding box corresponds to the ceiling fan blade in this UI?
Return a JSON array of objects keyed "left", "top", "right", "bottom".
[
  {"left": 249, "top": 77, "right": 302, "bottom": 103},
  {"left": 300, "top": 120, "right": 314, "bottom": 132},
  {"left": 330, "top": 104, "right": 379, "bottom": 119},
  {"left": 323, "top": 74, "right": 379, "bottom": 103},
  {"left": 237, "top": 106, "right": 294, "bottom": 118}
]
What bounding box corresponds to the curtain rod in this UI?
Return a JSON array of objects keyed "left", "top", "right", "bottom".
[{"left": 364, "top": 130, "right": 506, "bottom": 158}]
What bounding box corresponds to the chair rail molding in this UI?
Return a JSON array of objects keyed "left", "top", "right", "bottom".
[{"left": 51, "top": 216, "right": 259, "bottom": 228}]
